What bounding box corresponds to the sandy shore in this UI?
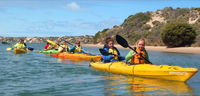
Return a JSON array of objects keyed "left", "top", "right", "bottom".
[{"left": 83, "top": 44, "right": 200, "bottom": 54}]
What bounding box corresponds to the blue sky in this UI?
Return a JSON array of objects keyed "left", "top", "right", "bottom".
[{"left": 0, "top": 0, "right": 200, "bottom": 37}]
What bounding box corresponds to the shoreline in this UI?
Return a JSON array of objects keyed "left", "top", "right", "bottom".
[{"left": 83, "top": 44, "right": 200, "bottom": 54}]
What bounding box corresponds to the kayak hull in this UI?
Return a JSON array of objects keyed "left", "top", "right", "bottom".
[
  {"left": 51, "top": 52, "right": 102, "bottom": 61},
  {"left": 89, "top": 62, "right": 198, "bottom": 82},
  {"left": 38, "top": 50, "right": 58, "bottom": 54},
  {"left": 14, "top": 49, "right": 27, "bottom": 54}
]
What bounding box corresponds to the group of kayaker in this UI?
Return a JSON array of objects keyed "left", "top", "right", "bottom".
[
  {"left": 43, "top": 40, "right": 86, "bottom": 53},
  {"left": 100, "top": 37, "right": 149, "bottom": 65},
  {"left": 11, "top": 36, "right": 149, "bottom": 65}
]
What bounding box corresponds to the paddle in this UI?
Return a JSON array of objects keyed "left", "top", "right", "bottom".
[
  {"left": 2, "top": 42, "right": 11, "bottom": 45},
  {"left": 6, "top": 48, "right": 12, "bottom": 51},
  {"left": 116, "top": 35, "right": 152, "bottom": 64},
  {"left": 27, "top": 47, "right": 34, "bottom": 51},
  {"left": 46, "top": 40, "right": 58, "bottom": 46}
]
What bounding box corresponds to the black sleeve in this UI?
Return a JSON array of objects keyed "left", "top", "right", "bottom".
[{"left": 24, "top": 43, "right": 27, "bottom": 47}]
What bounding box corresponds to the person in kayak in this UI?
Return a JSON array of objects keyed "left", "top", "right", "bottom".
[
  {"left": 44, "top": 42, "right": 51, "bottom": 50},
  {"left": 58, "top": 41, "right": 70, "bottom": 53},
  {"left": 12, "top": 39, "right": 27, "bottom": 49},
  {"left": 125, "top": 39, "right": 149, "bottom": 64},
  {"left": 69, "top": 40, "right": 86, "bottom": 53},
  {"left": 101, "top": 37, "right": 124, "bottom": 63}
]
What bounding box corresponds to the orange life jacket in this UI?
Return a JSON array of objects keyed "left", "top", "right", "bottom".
[{"left": 131, "top": 48, "right": 147, "bottom": 64}]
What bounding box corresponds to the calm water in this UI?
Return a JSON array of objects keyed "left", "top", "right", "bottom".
[{"left": 0, "top": 43, "right": 200, "bottom": 96}]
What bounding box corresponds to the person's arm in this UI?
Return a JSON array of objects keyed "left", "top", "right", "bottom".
[{"left": 125, "top": 50, "right": 134, "bottom": 63}]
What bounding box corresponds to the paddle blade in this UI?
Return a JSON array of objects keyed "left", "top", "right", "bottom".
[
  {"left": 6, "top": 48, "right": 12, "bottom": 51},
  {"left": 27, "top": 47, "right": 34, "bottom": 51},
  {"left": 47, "top": 40, "right": 57, "bottom": 46},
  {"left": 116, "top": 35, "right": 129, "bottom": 48},
  {"left": 66, "top": 41, "right": 73, "bottom": 46}
]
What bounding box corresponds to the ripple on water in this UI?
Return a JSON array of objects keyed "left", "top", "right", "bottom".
[{"left": 0, "top": 44, "right": 200, "bottom": 96}]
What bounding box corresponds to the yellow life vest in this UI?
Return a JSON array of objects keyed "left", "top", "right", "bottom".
[
  {"left": 13, "top": 43, "right": 26, "bottom": 49},
  {"left": 74, "top": 45, "right": 82, "bottom": 53},
  {"left": 131, "top": 48, "right": 147, "bottom": 64},
  {"left": 108, "top": 48, "right": 119, "bottom": 60}
]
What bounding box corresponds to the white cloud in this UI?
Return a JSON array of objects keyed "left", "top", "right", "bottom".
[{"left": 66, "top": 2, "right": 81, "bottom": 11}]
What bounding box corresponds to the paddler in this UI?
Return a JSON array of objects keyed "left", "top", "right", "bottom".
[
  {"left": 101, "top": 37, "right": 124, "bottom": 63},
  {"left": 69, "top": 40, "right": 86, "bottom": 53},
  {"left": 44, "top": 42, "right": 51, "bottom": 50},
  {"left": 125, "top": 39, "right": 149, "bottom": 64},
  {"left": 58, "top": 41, "right": 70, "bottom": 53},
  {"left": 12, "top": 39, "right": 27, "bottom": 49}
]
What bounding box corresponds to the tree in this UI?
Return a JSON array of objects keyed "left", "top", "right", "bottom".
[{"left": 161, "top": 22, "right": 196, "bottom": 47}]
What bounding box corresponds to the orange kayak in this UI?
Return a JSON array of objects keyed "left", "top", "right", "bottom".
[{"left": 51, "top": 52, "right": 102, "bottom": 61}]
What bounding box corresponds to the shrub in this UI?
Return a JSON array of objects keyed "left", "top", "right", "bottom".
[
  {"left": 161, "top": 22, "right": 196, "bottom": 47},
  {"left": 122, "top": 12, "right": 151, "bottom": 26}
]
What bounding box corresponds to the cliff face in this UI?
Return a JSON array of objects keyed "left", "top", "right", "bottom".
[
  {"left": 0, "top": 35, "right": 94, "bottom": 44},
  {"left": 94, "top": 7, "right": 200, "bottom": 46}
]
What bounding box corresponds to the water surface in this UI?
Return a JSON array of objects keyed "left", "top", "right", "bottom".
[{"left": 0, "top": 43, "right": 199, "bottom": 96}]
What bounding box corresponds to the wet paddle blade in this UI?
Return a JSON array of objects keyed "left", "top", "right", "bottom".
[
  {"left": 6, "top": 48, "right": 12, "bottom": 51},
  {"left": 116, "top": 35, "right": 129, "bottom": 48},
  {"left": 46, "top": 40, "right": 57, "bottom": 46},
  {"left": 27, "top": 47, "right": 34, "bottom": 51}
]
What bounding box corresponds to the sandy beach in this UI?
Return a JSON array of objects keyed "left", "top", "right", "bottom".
[{"left": 83, "top": 44, "right": 200, "bottom": 54}]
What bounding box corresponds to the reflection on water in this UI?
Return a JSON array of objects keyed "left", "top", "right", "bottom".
[{"left": 102, "top": 75, "right": 195, "bottom": 96}]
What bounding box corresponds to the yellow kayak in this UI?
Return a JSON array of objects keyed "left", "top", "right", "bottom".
[
  {"left": 51, "top": 52, "right": 102, "bottom": 61},
  {"left": 89, "top": 62, "right": 198, "bottom": 82},
  {"left": 13, "top": 49, "right": 27, "bottom": 54}
]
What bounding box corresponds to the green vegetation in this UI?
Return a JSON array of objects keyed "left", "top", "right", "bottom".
[
  {"left": 122, "top": 12, "right": 151, "bottom": 27},
  {"left": 161, "top": 22, "right": 196, "bottom": 47}
]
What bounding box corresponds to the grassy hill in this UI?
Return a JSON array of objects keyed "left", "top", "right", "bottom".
[{"left": 94, "top": 7, "right": 200, "bottom": 46}]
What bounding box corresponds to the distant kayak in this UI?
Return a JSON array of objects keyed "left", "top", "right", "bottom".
[
  {"left": 51, "top": 52, "right": 102, "bottom": 61},
  {"left": 38, "top": 50, "right": 58, "bottom": 54},
  {"left": 89, "top": 62, "right": 198, "bottom": 82},
  {"left": 14, "top": 49, "right": 27, "bottom": 54}
]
